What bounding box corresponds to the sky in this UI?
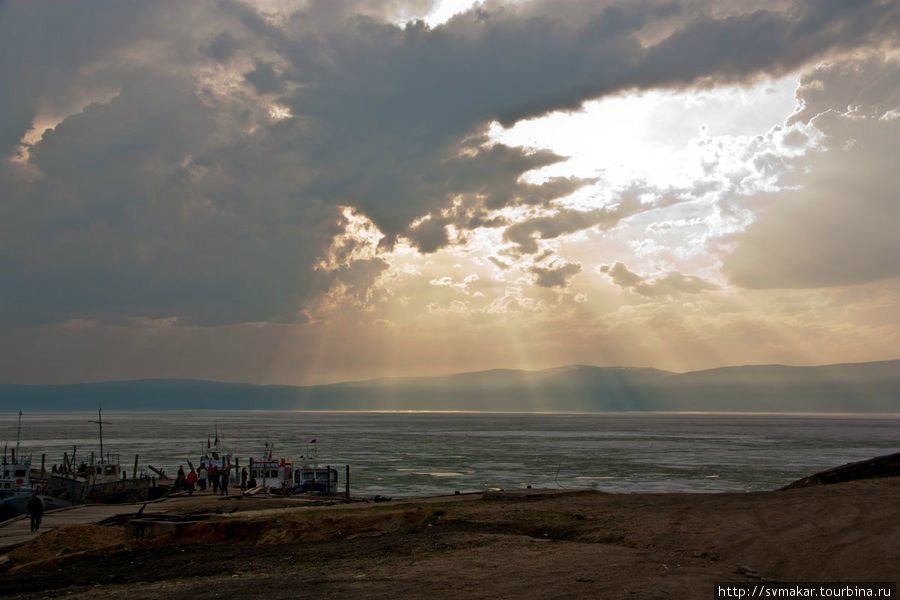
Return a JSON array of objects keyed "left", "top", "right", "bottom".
[{"left": 0, "top": 0, "right": 898, "bottom": 385}]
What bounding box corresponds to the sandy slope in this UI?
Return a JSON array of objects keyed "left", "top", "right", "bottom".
[{"left": 2, "top": 479, "right": 899, "bottom": 599}]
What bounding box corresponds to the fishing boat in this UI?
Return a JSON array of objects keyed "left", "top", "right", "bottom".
[
  {"left": 1, "top": 470, "right": 71, "bottom": 520},
  {"left": 294, "top": 464, "right": 339, "bottom": 495},
  {"left": 44, "top": 409, "right": 153, "bottom": 504},
  {"left": 198, "top": 425, "right": 234, "bottom": 471},
  {"left": 292, "top": 438, "right": 338, "bottom": 495},
  {"left": 1, "top": 412, "right": 70, "bottom": 520},
  {"left": 247, "top": 442, "right": 293, "bottom": 493},
  {"left": 196, "top": 425, "right": 240, "bottom": 488}
]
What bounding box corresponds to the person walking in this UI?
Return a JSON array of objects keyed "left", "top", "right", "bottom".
[
  {"left": 26, "top": 493, "right": 44, "bottom": 533},
  {"left": 240, "top": 467, "right": 248, "bottom": 491},
  {"left": 220, "top": 468, "right": 229, "bottom": 496},
  {"left": 198, "top": 465, "right": 208, "bottom": 492},
  {"left": 211, "top": 465, "right": 219, "bottom": 494}
]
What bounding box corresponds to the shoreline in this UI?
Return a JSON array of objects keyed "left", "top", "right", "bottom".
[
  {"left": 5, "top": 409, "right": 900, "bottom": 416},
  {"left": 2, "top": 477, "right": 899, "bottom": 598}
]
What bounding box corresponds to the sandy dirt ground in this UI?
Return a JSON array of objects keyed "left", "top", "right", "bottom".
[{"left": 1, "top": 479, "right": 898, "bottom": 599}]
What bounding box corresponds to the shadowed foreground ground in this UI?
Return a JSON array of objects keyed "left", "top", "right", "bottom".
[{"left": 2, "top": 478, "right": 899, "bottom": 599}]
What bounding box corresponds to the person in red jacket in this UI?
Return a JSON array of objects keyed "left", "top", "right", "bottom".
[{"left": 186, "top": 468, "right": 198, "bottom": 495}]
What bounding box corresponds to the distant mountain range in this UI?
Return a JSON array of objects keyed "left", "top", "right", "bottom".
[{"left": 1, "top": 360, "right": 898, "bottom": 412}]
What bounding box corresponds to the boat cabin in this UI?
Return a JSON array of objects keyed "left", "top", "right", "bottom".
[
  {"left": 294, "top": 466, "right": 338, "bottom": 495},
  {"left": 92, "top": 462, "right": 123, "bottom": 482},
  {"left": 0, "top": 462, "right": 30, "bottom": 491},
  {"left": 248, "top": 458, "right": 293, "bottom": 491}
]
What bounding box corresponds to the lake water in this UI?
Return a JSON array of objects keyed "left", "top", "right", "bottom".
[{"left": 2, "top": 411, "right": 898, "bottom": 497}]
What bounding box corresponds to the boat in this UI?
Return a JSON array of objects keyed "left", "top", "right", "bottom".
[
  {"left": 197, "top": 425, "right": 241, "bottom": 487},
  {"left": 45, "top": 453, "right": 152, "bottom": 504},
  {"left": 44, "top": 409, "right": 153, "bottom": 504},
  {"left": 198, "top": 425, "right": 234, "bottom": 470},
  {"left": 292, "top": 439, "right": 339, "bottom": 495},
  {"left": 1, "top": 411, "right": 71, "bottom": 520},
  {"left": 293, "top": 464, "right": 339, "bottom": 495},
  {"left": 247, "top": 442, "right": 293, "bottom": 493}
]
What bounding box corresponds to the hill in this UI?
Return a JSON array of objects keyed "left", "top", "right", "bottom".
[{"left": 0, "top": 360, "right": 897, "bottom": 412}]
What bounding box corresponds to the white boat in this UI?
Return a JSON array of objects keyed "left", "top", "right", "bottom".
[
  {"left": 198, "top": 425, "right": 234, "bottom": 470},
  {"left": 294, "top": 464, "right": 339, "bottom": 495},
  {"left": 248, "top": 442, "right": 293, "bottom": 493},
  {"left": 292, "top": 439, "right": 339, "bottom": 495},
  {"left": 197, "top": 425, "right": 241, "bottom": 487},
  {"left": 1, "top": 412, "right": 70, "bottom": 520}
]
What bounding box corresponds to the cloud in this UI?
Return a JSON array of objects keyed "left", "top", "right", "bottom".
[
  {"left": 788, "top": 55, "right": 900, "bottom": 125},
  {"left": 529, "top": 260, "right": 582, "bottom": 289},
  {"left": 600, "top": 262, "right": 719, "bottom": 297},
  {"left": 504, "top": 192, "right": 646, "bottom": 254},
  {"left": 723, "top": 55, "right": 900, "bottom": 289},
  {"left": 405, "top": 215, "right": 452, "bottom": 254},
  {"left": 1, "top": 0, "right": 896, "bottom": 326},
  {"left": 599, "top": 262, "right": 645, "bottom": 288},
  {"left": 488, "top": 256, "right": 511, "bottom": 270}
]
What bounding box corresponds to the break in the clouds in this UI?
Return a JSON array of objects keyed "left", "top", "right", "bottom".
[
  {"left": 723, "top": 55, "right": 900, "bottom": 288},
  {"left": 0, "top": 0, "right": 898, "bottom": 383}
]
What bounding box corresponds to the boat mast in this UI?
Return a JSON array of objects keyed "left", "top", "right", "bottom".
[
  {"left": 15, "top": 410, "right": 22, "bottom": 459},
  {"left": 90, "top": 407, "right": 106, "bottom": 464}
]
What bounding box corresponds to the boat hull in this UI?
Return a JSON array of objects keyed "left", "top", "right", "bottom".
[{"left": 0, "top": 492, "right": 71, "bottom": 521}]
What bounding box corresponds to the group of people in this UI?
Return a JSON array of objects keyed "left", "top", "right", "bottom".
[
  {"left": 173, "top": 464, "right": 251, "bottom": 495},
  {"left": 24, "top": 462, "right": 253, "bottom": 535}
]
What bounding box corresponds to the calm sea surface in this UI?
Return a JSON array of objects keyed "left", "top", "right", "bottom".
[{"left": 2, "top": 412, "right": 898, "bottom": 497}]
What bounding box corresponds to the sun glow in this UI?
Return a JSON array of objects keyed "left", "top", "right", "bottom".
[{"left": 269, "top": 68, "right": 898, "bottom": 384}]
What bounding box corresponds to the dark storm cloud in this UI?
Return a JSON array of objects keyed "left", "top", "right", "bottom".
[
  {"left": 1, "top": 0, "right": 895, "bottom": 325},
  {"left": 268, "top": 0, "right": 896, "bottom": 243}
]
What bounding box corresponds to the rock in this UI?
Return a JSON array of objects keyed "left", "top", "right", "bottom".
[{"left": 780, "top": 451, "right": 900, "bottom": 490}]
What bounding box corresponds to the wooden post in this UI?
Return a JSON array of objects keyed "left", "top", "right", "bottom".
[
  {"left": 345, "top": 465, "right": 350, "bottom": 500},
  {"left": 133, "top": 454, "right": 140, "bottom": 480},
  {"left": 41, "top": 454, "right": 46, "bottom": 480}
]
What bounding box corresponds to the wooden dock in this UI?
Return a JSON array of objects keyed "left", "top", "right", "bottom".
[{"left": 0, "top": 502, "right": 151, "bottom": 553}]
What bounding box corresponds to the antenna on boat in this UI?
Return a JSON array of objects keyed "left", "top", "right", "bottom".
[{"left": 90, "top": 407, "right": 107, "bottom": 464}]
